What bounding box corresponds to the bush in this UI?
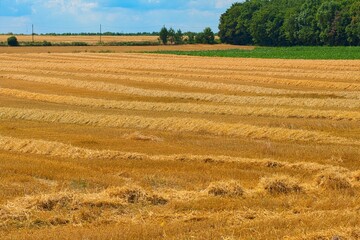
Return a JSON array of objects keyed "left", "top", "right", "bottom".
[
  {"left": 7, "top": 36, "right": 19, "bottom": 46},
  {"left": 71, "top": 42, "right": 88, "bottom": 46},
  {"left": 42, "top": 41, "right": 52, "bottom": 46}
]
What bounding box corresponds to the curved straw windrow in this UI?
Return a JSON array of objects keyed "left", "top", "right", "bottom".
[
  {"left": 0, "top": 134, "right": 350, "bottom": 174},
  {"left": 2, "top": 74, "right": 360, "bottom": 109},
  {"left": 1, "top": 66, "right": 360, "bottom": 99},
  {"left": 0, "top": 107, "right": 358, "bottom": 145},
  {"left": 2, "top": 57, "right": 360, "bottom": 91},
  {"left": 1, "top": 88, "right": 360, "bottom": 121}
]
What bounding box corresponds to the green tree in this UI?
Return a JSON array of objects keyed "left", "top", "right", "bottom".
[
  {"left": 250, "top": 4, "right": 285, "bottom": 46},
  {"left": 346, "top": 2, "right": 360, "bottom": 45},
  {"left": 159, "top": 26, "right": 168, "bottom": 45},
  {"left": 174, "top": 29, "right": 183, "bottom": 44},
  {"left": 203, "top": 27, "right": 215, "bottom": 44},
  {"left": 195, "top": 28, "right": 215, "bottom": 44},
  {"left": 7, "top": 36, "right": 19, "bottom": 46},
  {"left": 316, "top": 1, "right": 342, "bottom": 45},
  {"left": 236, "top": 0, "right": 263, "bottom": 45},
  {"left": 282, "top": 8, "right": 300, "bottom": 45},
  {"left": 186, "top": 32, "right": 196, "bottom": 44},
  {"left": 195, "top": 32, "right": 205, "bottom": 44},
  {"left": 168, "top": 28, "right": 176, "bottom": 44},
  {"left": 333, "top": 3, "right": 352, "bottom": 46},
  {"left": 295, "top": 0, "right": 322, "bottom": 45},
  {"left": 219, "top": 3, "right": 242, "bottom": 44},
  {"left": 219, "top": 0, "right": 358, "bottom": 46}
]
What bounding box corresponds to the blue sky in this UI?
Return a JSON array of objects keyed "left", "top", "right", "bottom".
[{"left": 0, "top": 0, "right": 238, "bottom": 34}]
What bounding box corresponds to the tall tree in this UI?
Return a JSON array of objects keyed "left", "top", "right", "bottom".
[
  {"left": 234, "top": 0, "right": 263, "bottom": 45},
  {"left": 218, "top": 3, "right": 243, "bottom": 44},
  {"left": 218, "top": 0, "right": 360, "bottom": 46},
  {"left": 316, "top": 0, "right": 342, "bottom": 45},
  {"left": 346, "top": 2, "right": 360, "bottom": 45},
  {"left": 203, "top": 27, "right": 215, "bottom": 44},
  {"left": 174, "top": 29, "right": 183, "bottom": 45},
  {"left": 159, "top": 26, "right": 168, "bottom": 45},
  {"left": 168, "top": 28, "right": 176, "bottom": 45}
]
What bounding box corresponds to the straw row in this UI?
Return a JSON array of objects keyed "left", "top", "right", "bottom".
[
  {"left": 0, "top": 134, "right": 349, "bottom": 174},
  {"left": 1, "top": 88, "right": 360, "bottom": 121},
  {"left": 0, "top": 107, "right": 358, "bottom": 145},
  {"left": 2, "top": 74, "right": 359, "bottom": 109},
  {"left": 2, "top": 66, "right": 359, "bottom": 99}
]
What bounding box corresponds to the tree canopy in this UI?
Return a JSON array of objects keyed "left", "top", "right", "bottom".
[
  {"left": 219, "top": 0, "right": 360, "bottom": 46},
  {"left": 7, "top": 36, "right": 19, "bottom": 46},
  {"left": 159, "top": 27, "right": 216, "bottom": 45}
]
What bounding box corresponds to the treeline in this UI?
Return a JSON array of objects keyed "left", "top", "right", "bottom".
[
  {"left": 42, "top": 32, "right": 160, "bottom": 36},
  {"left": 159, "top": 26, "right": 216, "bottom": 45},
  {"left": 1, "top": 37, "right": 161, "bottom": 47},
  {"left": 219, "top": 0, "right": 360, "bottom": 46},
  {"left": 2, "top": 32, "right": 159, "bottom": 36}
]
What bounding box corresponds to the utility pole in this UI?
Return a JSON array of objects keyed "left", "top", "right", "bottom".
[
  {"left": 100, "top": 24, "right": 102, "bottom": 44},
  {"left": 32, "top": 24, "right": 34, "bottom": 42}
]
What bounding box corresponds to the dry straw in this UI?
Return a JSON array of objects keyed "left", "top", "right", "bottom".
[
  {"left": 0, "top": 185, "right": 167, "bottom": 227},
  {"left": 259, "top": 175, "right": 303, "bottom": 195},
  {"left": 316, "top": 170, "right": 353, "bottom": 191},
  {"left": 0, "top": 107, "right": 358, "bottom": 145},
  {"left": 2, "top": 74, "right": 360, "bottom": 109},
  {"left": 3, "top": 66, "right": 360, "bottom": 99},
  {"left": 206, "top": 180, "right": 244, "bottom": 197},
  {"left": 123, "top": 131, "right": 163, "bottom": 142},
  {"left": 1, "top": 88, "right": 360, "bottom": 121},
  {"left": 0, "top": 134, "right": 350, "bottom": 175},
  {"left": 2, "top": 58, "right": 360, "bottom": 92}
]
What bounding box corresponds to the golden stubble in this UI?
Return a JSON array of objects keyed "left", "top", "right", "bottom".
[{"left": 0, "top": 51, "right": 359, "bottom": 240}]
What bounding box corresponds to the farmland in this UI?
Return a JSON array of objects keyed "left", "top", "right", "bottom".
[
  {"left": 0, "top": 35, "right": 159, "bottom": 44},
  {"left": 153, "top": 46, "right": 360, "bottom": 60},
  {"left": 0, "top": 44, "right": 251, "bottom": 54},
  {"left": 0, "top": 50, "right": 360, "bottom": 239}
]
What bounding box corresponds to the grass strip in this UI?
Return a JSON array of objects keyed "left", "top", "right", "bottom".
[{"left": 149, "top": 46, "right": 360, "bottom": 60}]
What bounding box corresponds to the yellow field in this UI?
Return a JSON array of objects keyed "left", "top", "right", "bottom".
[
  {"left": 0, "top": 44, "right": 252, "bottom": 54},
  {"left": 0, "top": 52, "right": 359, "bottom": 239},
  {"left": 0, "top": 35, "right": 159, "bottom": 43}
]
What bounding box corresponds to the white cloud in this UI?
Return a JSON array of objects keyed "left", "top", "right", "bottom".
[
  {"left": 0, "top": 0, "right": 239, "bottom": 34},
  {"left": 215, "top": 0, "right": 236, "bottom": 9},
  {"left": 44, "top": 0, "right": 98, "bottom": 14},
  {"left": 186, "top": 0, "right": 237, "bottom": 9}
]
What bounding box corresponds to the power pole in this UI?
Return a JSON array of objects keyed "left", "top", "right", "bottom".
[
  {"left": 100, "top": 24, "right": 102, "bottom": 43},
  {"left": 32, "top": 24, "right": 34, "bottom": 42}
]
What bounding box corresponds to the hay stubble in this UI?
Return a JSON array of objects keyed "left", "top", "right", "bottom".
[{"left": 0, "top": 52, "right": 359, "bottom": 240}]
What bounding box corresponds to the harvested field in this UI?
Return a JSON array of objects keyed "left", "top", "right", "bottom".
[
  {"left": 0, "top": 52, "right": 359, "bottom": 240},
  {"left": 0, "top": 35, "right": 159, "bottom": 43},
  {"left": 0, "top": 44, "right": 252, "bottom": 54}
]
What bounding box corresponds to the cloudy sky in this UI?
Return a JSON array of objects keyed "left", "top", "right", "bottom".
[{"left": 0, "top": 0, "right": 238, "bottom": 34}]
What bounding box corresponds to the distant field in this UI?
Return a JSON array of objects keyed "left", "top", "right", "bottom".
[
  {"left": 153, "top": 46, "right": 360, "bottom": 60},
  {"left": 0, "top": 35, "right": 159, "bottom": 43},
  {"left": 0, "top": 52, "right": 359, "bottom": 239},
  {"left": 0, "top": 44, "right": 253, "bottom": 53}
]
